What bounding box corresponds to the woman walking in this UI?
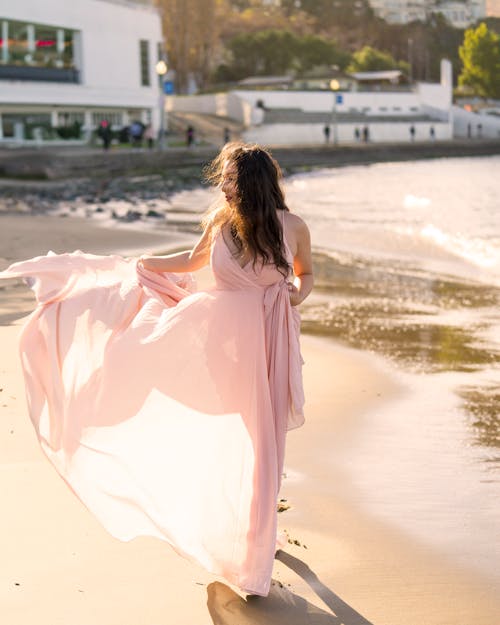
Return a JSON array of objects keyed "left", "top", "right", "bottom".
[{"left": 0, "top": 143, "right": 313, "bottom": 596}]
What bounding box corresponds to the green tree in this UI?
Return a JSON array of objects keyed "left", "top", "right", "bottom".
[
  {"left": 226, "top": 30, "right": 299, "bottom": 77},
  {"left": 295, "top": 34, "right": 350, "bottom": 73},
  {"left": 219, "top": 2, "right": 314, "bottom": 41},
  {"left": 347, "top": 46, "right": 409, "bottom": 74},
  {"left": 285, "top": 0, "right": 374, "bottom": 28},
  {"left": 219, "top": 30, "right": 349, "bottom": 81},
  {"left": 458, "top": 22, "right": 500, "bottom": 98}
]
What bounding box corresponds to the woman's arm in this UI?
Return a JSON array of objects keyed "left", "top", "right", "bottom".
[
  {"left": 289, "top": 218, "right": 314, "bottom": 306},
  {"left": 139, "top": 228, "right": 211, "bottom": 273}
]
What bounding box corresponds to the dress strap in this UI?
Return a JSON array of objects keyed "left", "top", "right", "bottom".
[{"left": 279, "top": 210, "right": 292, "bottom": 261}]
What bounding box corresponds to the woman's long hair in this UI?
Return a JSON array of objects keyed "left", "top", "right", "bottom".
[{"left": 202, "top": 142, "right": 291, "bottom": 276}]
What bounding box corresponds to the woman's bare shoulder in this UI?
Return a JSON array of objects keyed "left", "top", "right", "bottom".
[
  {"left": 284, "top": 211, "right": 309, "bottom": 235},
  {"left": 283, "top": 210, "right": 310, "bottom": 255}
]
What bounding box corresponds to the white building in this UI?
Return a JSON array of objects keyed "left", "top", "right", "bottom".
[
  {"left": 436, "top": 0, "right": 486, "bottom": 27},
  {"left": 167, "top": 60, "right": 456, "bottom": 145},
  {"left": 369, "top": 0, "right": 428, "bottom": 24},
  {"left": 486, "top": 0, "right": 500, "bottom": 15},
  {"left": 369, "top": 0, "right": 486, "bottom": 27},
  {"left": 0, "top": 0, "right": 163, "bottom": 143}
]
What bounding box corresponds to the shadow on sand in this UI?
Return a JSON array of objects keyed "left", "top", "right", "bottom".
[{"left": 207, "top": 551, "right": 374, "bottom": 625}]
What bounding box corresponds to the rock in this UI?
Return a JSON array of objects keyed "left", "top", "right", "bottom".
[
  {"left": 146, "top": 209, "right": 163, "bottom": 218},
  {"left": 121, "top": 210, "right": 142, "bottom": 222},
  {"left": 277, "top": 502, "right": 291, "bottom": 513}
]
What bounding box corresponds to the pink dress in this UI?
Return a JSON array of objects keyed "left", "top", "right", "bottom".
[{"left": 0, "top": 224, "right": 304, "bottom": 596}]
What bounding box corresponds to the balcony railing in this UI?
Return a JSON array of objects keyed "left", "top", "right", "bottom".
[{"left": 0, "top": 65, "right": 80, "bottom": 83}]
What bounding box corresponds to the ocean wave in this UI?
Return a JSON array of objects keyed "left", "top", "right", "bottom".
[{"left": 420, "top": 224, "right": 500, "bottom": 272}]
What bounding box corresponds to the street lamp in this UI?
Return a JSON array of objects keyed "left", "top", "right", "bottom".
[
  {"left": 155, "top": 59, "right": 168, "bottom": 149},
  {"left": 330, "top": 79, "right": 340, "bottom": 145},
  {"left": 408, "top": 38, "right": 413, "bottom": 85}
]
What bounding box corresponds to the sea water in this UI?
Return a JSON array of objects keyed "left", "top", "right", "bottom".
[
  {"left": 163, "top": 155, "right": 500, "bottom": 583},
  {"left": 283, "top": 156, "right": 500, "bottom": 584}
]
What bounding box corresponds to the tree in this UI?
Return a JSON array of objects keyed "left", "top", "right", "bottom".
[
  {"left": 218, "top": 30, "right": 348, "bottom": 81},
  {"left": 294, "top": 34, "right": 350, "bottom": 73},
  {"left": 459, "top": 22, "right": 500, "bottom": 99},
  {"left": 285, "top": 0, "right": 374, "bottom": 28},
  {"left": 347, "top": 46, "right": 409, "bottom": 74},
  {"left": 219, "top": 2, "right": 314, "bottom": 41},
  {"left": 156, "top": 0, "right": 224, "bottom": 93},
  {"left": 225, "top": 30, "right": 299, "bottom": 78}
]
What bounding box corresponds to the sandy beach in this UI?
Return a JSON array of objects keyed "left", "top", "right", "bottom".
[{"left": 1, "top": 213, "right": 499, "bottom": 625}]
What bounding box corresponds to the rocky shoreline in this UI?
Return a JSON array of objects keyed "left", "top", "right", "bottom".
[{"left": 0, "top": 140, "right": 499, "bottom": 221}]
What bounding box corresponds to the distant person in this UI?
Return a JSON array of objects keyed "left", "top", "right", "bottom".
[
  {"left": 354, "top": 127, "right": 360, "bottom": 142},
  {"left": 186, "top": 125, "right": 195, "bottom": 147},
  {"left": 467, "top": 123, "right": 472, "bottom": 139},
  {"left": 362, "top": 126, "right": 370, "bottom": 143},
  {"left": 323, "top": 124, "right": 330, "bottom": 144},
  {"left": 118, "top": 125, "right": 130, "bottom": 144},
  {"left": 477, "top": 123, "right": 483, "bottom": 138},
  {"left": 409, "top": 125, "right": 416, "bottom": 142},
  {"left": 223, "top": 127, "right": 231, "bottom": 144},
  {"left": 429, "top": 126, "right": 435, "bottom": 141},
  {"left": 130, "top": 120, "right": 144, "bottom": 148},
  {"left": 144, "top": 124, "right": 154, "bottom": 150},
  {"left": 97, "top": 119, "right": 112, "bottom": 151}
]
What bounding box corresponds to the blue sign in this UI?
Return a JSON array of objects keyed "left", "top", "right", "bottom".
[
  {"left": 336, "top": 94, "right": 343, "bottom": 104},
  {"left": 163, "top": 81, "right": 174, "bottom": 95}
]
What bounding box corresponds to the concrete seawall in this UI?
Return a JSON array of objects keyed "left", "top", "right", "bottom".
[{"left": 0, "top": 140, "right": 499, "bottom": 181}]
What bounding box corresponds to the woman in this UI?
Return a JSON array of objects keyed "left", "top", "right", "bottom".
[{"left": 0, "top": 142, "right": 313, "bottom": 597}]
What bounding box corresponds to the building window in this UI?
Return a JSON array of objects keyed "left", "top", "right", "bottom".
[
  {"left": 5, "top": 20, "right": 30, "bottom": 65},
  {"left": 34, "top": 24, "right": 59, "bottom": 67},
  {"left": 139, "top": 40, "right": 150, "bottom": 86},
  {"left": 91, "top": 112, "right": 123, "bottom": 128},
  {"left": 0, "top": 18, "right": 76, "bottom": 69},
  {"left": 2, "top": 113, "right": 52, "bottom": 140},
  {"left": 56, "top": 111, "right": 85, "bottom": 126}
]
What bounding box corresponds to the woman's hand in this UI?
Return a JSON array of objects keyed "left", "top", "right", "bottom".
[
  {"left": 287, "top": 282, "right": 302, "bottom": 306},
  {"left": 136, "top": 230, "right": 211, "bottom": 274},
  {"left": 138, "top": 255, "right": 150, "bottom": 269}
]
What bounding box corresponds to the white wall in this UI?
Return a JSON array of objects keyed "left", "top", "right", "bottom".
[
  {"left": 0, "top": 0, "right": 162, "bottom": 110},
  {"left": 452, "top": 105, "right": 500, "bottom": 139},
  {"left": 168, "top": 80, "right": 451, "bottom": 122},
  {"left": 243, "top": 121, "right": 452, "bottom": 146},
  {"left": 167, "top": 92, "right": 253, "bottom": 125},
  {"left": 234, "top": 89, "right": 424, "bottom": 116}
]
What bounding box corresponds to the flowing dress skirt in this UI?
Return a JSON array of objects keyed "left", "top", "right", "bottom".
[{"left": 0, "top": 235, "right": 304, "bottom": 596}]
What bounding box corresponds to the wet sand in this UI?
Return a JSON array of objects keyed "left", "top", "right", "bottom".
[{"left": 1, "top": 213, "right": 499, "bottom": 625}]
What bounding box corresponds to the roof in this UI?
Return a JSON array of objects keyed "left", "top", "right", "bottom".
[
  {"left": 350, "top": 70, "right": 403, "bottom": 82},
  {"left": 237, "top": 75, "right": 293, "bottom": 87}
]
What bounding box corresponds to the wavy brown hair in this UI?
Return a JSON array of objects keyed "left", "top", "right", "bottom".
[{"left": 202, "top": 142, "right": 291, "bottom": 276}]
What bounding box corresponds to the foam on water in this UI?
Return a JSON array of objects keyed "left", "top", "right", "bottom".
[
  {"left": 284, "top": 155, "right": 500, "bottom": 287},
  {"left": 420, "top": 223, "right": 500, "bottom": 272}
]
